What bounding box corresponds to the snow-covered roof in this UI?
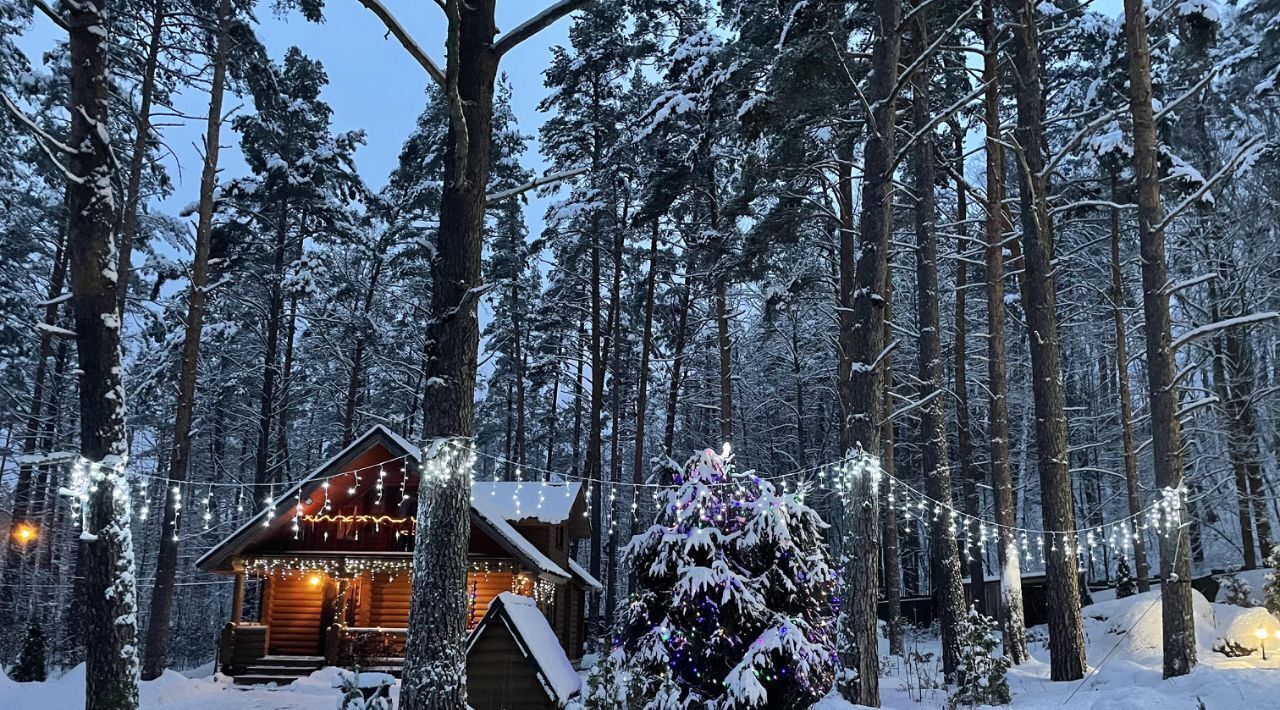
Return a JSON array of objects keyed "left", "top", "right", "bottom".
[
  {"left": 569, "top": 557, "right": 602, "bottom": 590},
  {"left": 470, "top": 481, "right": 583, "bottom": 524},
  {"left": 471, "top": 495, "right": 570, "bottom": 580},
  {"left": 472, "top": 592, "right": 582, "bottom": 705},
  {"left": 196, "top": 425, "right": 571, "bottom": 581}
]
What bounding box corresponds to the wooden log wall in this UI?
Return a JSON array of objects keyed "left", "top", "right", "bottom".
[{"left": 263, "top": 574, "right": 326, "bottom": 655}]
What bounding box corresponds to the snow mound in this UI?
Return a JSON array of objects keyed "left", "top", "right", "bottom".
[
  {"left": 1081, "top": 589, "right": 1216, "bottom": 657},
  {"left": 1212, "top": 605, "right": 1280, "bottom": 654}
]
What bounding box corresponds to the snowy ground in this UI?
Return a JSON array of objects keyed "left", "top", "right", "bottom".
[
  {"left": 3, "top": 591, "right": 1278, "bottom": 709},
  {"left": 0, "top": 665, "right": 395, "bottom": 710}
]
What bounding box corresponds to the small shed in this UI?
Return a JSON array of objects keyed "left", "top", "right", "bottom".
[{"left": 467, "top": 592, "right": 582, "bottom": 710}]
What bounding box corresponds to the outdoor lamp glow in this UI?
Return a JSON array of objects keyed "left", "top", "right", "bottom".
[
  {"left": 1257, "top": 627, "right": 1270, "bottom": 660},
  {"left": 12, "top": 523, "right": 36, "bottom": 545}
]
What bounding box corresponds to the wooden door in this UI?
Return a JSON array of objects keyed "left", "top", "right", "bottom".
[{"left": 264, "top": 574, "right": 326, "bottom": 656}]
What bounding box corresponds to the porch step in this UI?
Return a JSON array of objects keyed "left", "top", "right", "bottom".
[
  {"left": 233, "top": 655, "right": 326, "bottom": 686},
  {"left": 234, "top": 673, "right": 311, "bottom": 686},
  {"left": 243, "top": 664, "right": 318, "bottom": 677},
  {"left": 259, "top": 655, "right": 326, "bottom": 668}
]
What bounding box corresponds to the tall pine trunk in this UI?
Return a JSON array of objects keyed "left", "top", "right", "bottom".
[
  {"left": 1121, "top": 0, "right": 1196, "bottom": 675},
  {"left": 141, "top": 1, "right": 229, "bottom": 679},
  {"left": 342, "top": 255, "right": 386, "bottom": 446},
  {"left": 115, "top": 0, "right": 167, "bottom": 318},
  {"left": 663, "top": 281, "right": 691, "bottom": 458},
  {"left": 952, "top": 131, "right": 986, "bottom": 614},
  {"left": 880, "top": 271, "right": 903, "bottom": 657},
  {"left": 1109, "top": 169, "right": 1152, "bottom": 590},
  {"left": 981, "top": 17, "right": 1028, "bottom": 650},
  {"left": 631, "top": 221, "right": 659, "bottom": 535},
  {"left": 254, "top": 196, "right": 290, "bottom": 487},
  {"left": 400, "top": 1, "right": 501, "bottom": 706},
  {"left": 835, "top": 0, "right": 900, "bottom": 689},
  {"left": 67, "top": 0, "right": 140, "bottom": 702},
  {"left": 909, "top": 21, "right": 966, "bottom": 675},
  {"left": 1004, "top": 0, "right": 1087, "bottom": 680}
]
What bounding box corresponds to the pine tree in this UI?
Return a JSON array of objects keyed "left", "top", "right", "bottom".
[
  {"left": 1116, "top": 556, "right": 1137, "bottom": 599},
  {"left": 1220, "top": 572, "right": 1255, "bottom": 607},
  {"left": 1264, "top": 548, "right": 1280, "bottom": 617},
  {"left": 950, "top": 607, "right": 1011, "bottom": 708},
  {"left": 11, "top": 617, "right": 48, "bottom": 682},
  {"left": 614, "top": 448, "right": 837, "bottom": 708}
]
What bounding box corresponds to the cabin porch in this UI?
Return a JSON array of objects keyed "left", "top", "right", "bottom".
[{"left": 216, "top": 553, "right": 556, "bottom": 682}]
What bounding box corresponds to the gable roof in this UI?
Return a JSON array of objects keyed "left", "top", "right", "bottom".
[
  {"left": 467, "top": 592, "right": 582, "bottom": 705},
  {"left": 194, "top": 425, "right": 572, "bottom": 581}
]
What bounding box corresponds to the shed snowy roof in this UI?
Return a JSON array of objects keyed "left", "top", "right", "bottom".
[
  {"left": 470, "top": 481, "right": 583, "bottom": 524},
  {"left": 569, "top": 557, "right": 602, "bottom": 590},
  {"left": 472, "top": 592, "right": 582, "bottom": 704}
]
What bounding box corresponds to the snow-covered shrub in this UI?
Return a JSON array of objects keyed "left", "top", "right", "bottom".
[
  {"left": 612, "top": 448, "right": 838, "bottom": 708},
  {"left": 949, "top": 607, "right": 1010, "bottom": 708},
  {"left": 578, "top": 648, "right": 643, "bottom": 710},
  {"left": 1264, "top": 548, "right": 1280, "bottom": 617},
  {"left": 10, "top": 617, "right": 47, "bottom": 682},
  {"left": 1219, "top": 572, "right": 1255, "bottom": 607},
  {"left": 1115, "top": 556, "right": 1137, "bottom": 599},
  {"left": 334, "top": 670, "right": 393, "bottom": 710}
]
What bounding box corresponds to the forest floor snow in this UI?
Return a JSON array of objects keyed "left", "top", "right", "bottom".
[
  {"left": 821, "top": 588, "right": 1280, "bottom": 709},
  {"left": 2, "top": 591, "right": 1279, "bottom": 709}
]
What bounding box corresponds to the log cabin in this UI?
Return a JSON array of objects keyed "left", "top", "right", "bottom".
[{"left": 196, "top": 425, "right": 600, "bottom": 685}]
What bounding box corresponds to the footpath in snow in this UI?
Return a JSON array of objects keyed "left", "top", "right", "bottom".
[{"left": 3, "top": 590, "right": 1279, "bottom": 709}]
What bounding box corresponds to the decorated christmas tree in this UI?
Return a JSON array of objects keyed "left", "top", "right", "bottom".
[
  {"left": 1115, "top": 555, "right": 1137, "bottom": 599},
  {"left": 610, "top": 447, "right": 837, "bottom": 708}
]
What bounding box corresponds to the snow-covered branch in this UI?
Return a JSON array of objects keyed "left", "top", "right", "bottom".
[
  {"left": 485, "top": 166, "right": 588, "bottom": 205},
  {"left": 1171, "top": 311, "right": 1280, "bottom": 352},
  {"left": 493, "top": 0, "right": 591, "bottom": 57},
  {"left": 32, "top": 0, "right": 70, "bottom": 31},
  {"left": 353, "top": 0, "right": 445, "bottom": 87},
  {"left": 1157, "top": 135, "right": 1269, "bottom": 231}
]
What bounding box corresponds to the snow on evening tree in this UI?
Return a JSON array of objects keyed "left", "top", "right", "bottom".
[
  {"left": 1116, "top": 555, "right": 1137, "bottom": 599},
  {"left": 1264, "top": 548, "right": 1280, "bottom": 617},
  {"left": 950, "top": 607, "right": 1011, "bottom": 708},
  {"left": 10, "top": 616, "right": 48, "bottom": 682},
  {"left": 614, "top": 447, "right": 837, "bottom": 708}
]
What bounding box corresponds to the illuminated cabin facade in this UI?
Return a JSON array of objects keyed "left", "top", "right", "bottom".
[{"left": 196, "top": 425, "right": 599, "bottom": 683}]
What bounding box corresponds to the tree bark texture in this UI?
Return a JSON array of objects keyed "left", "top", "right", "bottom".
[
  {"left": 1121, "top": 0, "right": 1196, "bottom": 676},
  {"left": 1004, "top": 0, "right": 1087, "bottom": 680},
  {"left": 67, "top": 0, "right": 141, "bottom": 703},
  {"left": 910, "top": 22, "right": 966, "bottom": 677},
  {"left": 400, "top": 1, "right": 498, "bottom": 707},
  {"left": 835, "top": 0, "right": 900, "bottom": 690}
]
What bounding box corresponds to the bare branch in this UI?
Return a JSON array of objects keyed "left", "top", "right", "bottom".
[
  {"left": 353, "top": 0, "right": 445, "bottom": 87},
  {"left": 493, "top": 0, "right": 591, "bottom": 57},
  {"left": 32, "top": 0, "right": 70, "bottom": 31}
]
